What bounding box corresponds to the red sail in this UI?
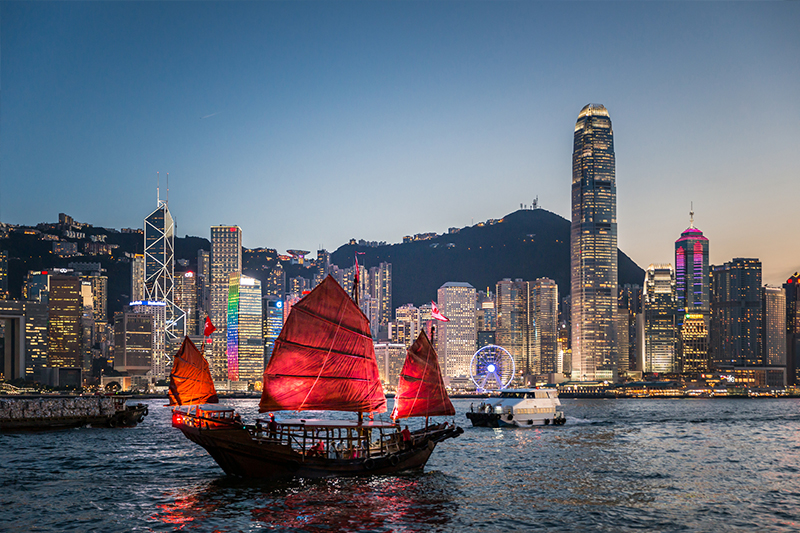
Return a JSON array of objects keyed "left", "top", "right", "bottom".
[
  {"left": 392, "top": 330, "right": 455, "bottom": 420},
  {"left": 168, "top": 336, "right": 219, "bottom": 406},
  {"left": 259, "top": 275, "right": 387, "bottom": 414}
]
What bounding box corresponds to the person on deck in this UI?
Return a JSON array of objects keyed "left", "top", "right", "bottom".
[
  {"left": 401, "top": 425, "right": 412, "bottom": 448},
  {"left": 268, "top": 414, "right": 278, "bottom": 439}
]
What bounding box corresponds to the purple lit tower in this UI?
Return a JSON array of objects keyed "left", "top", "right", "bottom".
[
  {"left": 675, "top": 206, "right": 709, "bottom": 314},
  {"left": 674, "top": 206, "right": 710, "bottom": 372}
]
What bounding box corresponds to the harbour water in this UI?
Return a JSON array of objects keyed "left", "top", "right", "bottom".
[{"left": 3, "top": 398, "right": 800, "bottom": 532}]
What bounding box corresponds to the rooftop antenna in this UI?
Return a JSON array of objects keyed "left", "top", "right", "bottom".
[
  {"left": 166, "top": 172, "right": 169, "bottom": 207},
  {"left": 157, "top": 171, "right": 160, "bottom": 206},
  {"left": 689, "top": 202, "right": 695, "bottom": 228}
]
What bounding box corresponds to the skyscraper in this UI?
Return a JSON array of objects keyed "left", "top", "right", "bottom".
[
  {"left": 643, "top": 264, "right": 678, "bottom": 373},
  {"left": 675, "top": 209, "right": 710, "bottom": 314},
  {"left": 262, "top": 296, "right": 283, "bottom": 365},
  {"left": 210, "top": 226, "right": 242, "bottom": 380},
  {"left": 570, "top": 103, "right": 618, "bottom": 382},
  {"left": 131, "top": 254, "right": 145, "bottom": 302},
  {"left": 48, "top": 275, "right": 82, "bottom": 369},
  {"left": 532, "top": 278, "right": 559, "bottom": 375},
  {"left": 784, "top": 273, "right": 800, "bottom": 384},
  {"left": 762, "top": 286, "right": 786, "bottom": 367},
  {"left": 226, "top": 273, "right": 263, "bottom": 382},
  {"left": 496, "top": 279, "right": 528, "bottom": 374},
  {"left": 675, "top": 209, "right": 710, "bottom": 372},
  {"left": 710, "top": 258, "right": 762, "bottom": 367},
  {"left": 0, "top": 250, "right": 8, "bottom": 300},
  {"left": 437, "top": 282, "right": 477, "bottom": 379},
  {"left": 174, "top": 271, "right": 198, "bottom": 335},
  {"left": 144, "top": 200, "right": 185, "bottom": 341}
]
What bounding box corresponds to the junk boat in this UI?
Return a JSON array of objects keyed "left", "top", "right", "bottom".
[
  {"left": 170, "top": 275, "right": 462, "bottom": 479},
  {"left": 466, "top": 388, "right": 566, "bottom": 427},
  {"left": 0, "top": 395, "right": 148, "bottom": 431}
]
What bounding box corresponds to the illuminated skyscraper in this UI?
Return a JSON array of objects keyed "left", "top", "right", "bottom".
[
  {"left": 496, "top": 279, "right": 529, "bottom": 375},
  {"left": 675, "top": 208, "right": 710, "bottom": 314},
  {"left": 710, "top": 258, "right": 762, "bottom": 367},
  {"left": 130, "top": 300, "right": 167, "bottom": 378},
  {"left": 226, "top": 273, "right": 263, "bottom": 382},
  {"left": 262, "top": 296, "right": 283, "bottom": 365},
  {"left": 48, "top": 275, "right": 82, "bottom": 369},
  {"left": 144, "top": 200, "right": 185, "bottom": 342},
  {"left": 437, "top": 282, "right": 476, "bottom": 378},
  {"left": 210, "top": 226, "right": 242, "bottom": 380},
  {"left": 174, "top": 271, "right": 198, "bottom": 335},
  {"left": 762, "top": 286, "right": 786, "bottom": 367},
  {"left": 532, "top": 278, "right": 559, "bottom": 374},
  {"left": 131, "top": 254, "right": 145, "bottom": 302},
  {"left": 784, "top": 273, "right": 800, "bottom": 384},
  {"left": 643, "top": 264, "right": 678, "bottom": 373},
  {"left": 570, "top": 103, "right": 618, "bottom": 381}
]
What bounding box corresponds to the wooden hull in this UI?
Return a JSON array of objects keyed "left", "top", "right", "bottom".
[{"left": 174, "top": 419, "right": 463, "bottom": 479}]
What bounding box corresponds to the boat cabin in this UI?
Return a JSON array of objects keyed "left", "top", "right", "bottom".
[
  {"left": 172, "top": 404, "right": 238, "bottom": 428},
  {"left": 250, "top": 418, "right": 409, "bottom": 460}
]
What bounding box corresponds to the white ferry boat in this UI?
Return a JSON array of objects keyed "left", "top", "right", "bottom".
[{"left": 465, "top": 389, "right": 565, "bottom": 428}]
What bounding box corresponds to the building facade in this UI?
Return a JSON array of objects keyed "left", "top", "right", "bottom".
[
  {"left": 226, "top": 274, "right": 263, "bottom": 382},
  {"left": 144, "top": 202, "right": 185, "bottom": 342},
  {"left": 532, "top": 278, "right": 559, "bottom": 375},
  {"left": 710, "top": 258, "right": 762, "bottom": 367},
  {"left": 437, "top": 282, "right": 477, "bottom": 379},
  {"left": 762, "top": 286, "right": 786, "bottom": 367},
  {"left": 643, "top": 264, "right": 678, "bottom": 373},
  {"left": 209, "top": 225, "right": 242, "bottom": 380},
  {"left": 570, "top": 103, "right": 618, "bottom": 381}
]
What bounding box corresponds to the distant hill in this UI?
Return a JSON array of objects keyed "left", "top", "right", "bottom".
[{"left": 330, "top": 209, "right": 644, "bottom": 307}]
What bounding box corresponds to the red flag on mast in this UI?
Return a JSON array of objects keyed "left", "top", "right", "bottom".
[
  {"left": 204, "top": 316, "right": 216, "bottom": 337},
  {"left": 431, "top": 301, "right": 449, "bottom": 322}
]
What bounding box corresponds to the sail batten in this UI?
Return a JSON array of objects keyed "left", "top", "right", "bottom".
[
  {"left": 168, "top": 336, "right": 219, "bottom": 406},
  {"left": 274, "top": 339, "right": 376, "bottom": 360},
  {"left": 392, "top": 330, "right": 455, "bottom": 420},
  {"left": 259, "top": 276, "right": 387, "bottom": 414}
]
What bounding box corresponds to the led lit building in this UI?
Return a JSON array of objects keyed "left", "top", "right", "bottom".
[
  {"left": 391, "top": 303, "right": 421, "bottom": 347},
  {"left": 570, "top": 103, "right": 618, "bottom": 382},
  {"left": 262, "top": 296, "right": 283, "bottom": 365},
  {"left": 710, "top": 258, "right": 762, "bottom": 368},
  {"left": 785, "top": 273, "right": 800, "bottom": 385},
  {"left": 113, "top": 312, "right": 153, "bottom": 375},
  {"left": 131, "top": 254, "right": 145, "bottom": 302},
  {"left": 680, "top": 314, "right": 709, "bottom": 373},
  {"left": 265, "top": 263, "right": 286, "bottom": 301},
  {"left": 643, "top": 264, "right": 678, "bottom": 373},
  {"left": 174, "top": 271, "right": 198, "bottom": 336},
  {"left": 144, "top": 200, "right": 185, "bottom": 341},
  {"left": 675, "top": 210, "right": 710, "bottom": 315},
  {"left": 197, "top": 250, "right": 210, "bottom": 318},
  {"left": 210, "top": 225, "right": 242, "bottom": 380},
  {"left": 373, "top": 343, "right": 406, "bottom": 389},
  {"left": 476, "top": 291, "right": 497, "bottom": 350},
  {"left": 226, "top": 274, "right": 263, "bottom": 382},
  {"left": 314, "top": 249, "right": 330, "bottom": 287},
  {"left": 617, "top": 284, "right": 642, "bottom": 372},
  {"left": 532, "top": 278, "right": 559, "bottom": 374},
  {"left": 496, "top": 279, "right": 529, "bottom": 376},
  {"left": 48, "top": 275, "right": 82, "bottom": 370},
  {"left": 437, "top": 282, "right": 477, "bottom": 379},
  {"left": 130, "top": 300, "right": 167, "bottom": 378},
  {"left": 0, "top": 300, "right": 48, "bottom": 381},
  {"left": 762, "top": 286, "right": 786, "bottom": 367}
]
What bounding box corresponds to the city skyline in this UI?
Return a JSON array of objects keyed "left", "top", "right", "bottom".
[{"left": 2, "top": 2, "right": 798, "bottom": 285}]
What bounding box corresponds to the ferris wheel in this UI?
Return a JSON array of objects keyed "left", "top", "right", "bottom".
[{"left": 469, "top": 345, "right": 515, "bottom": 392}]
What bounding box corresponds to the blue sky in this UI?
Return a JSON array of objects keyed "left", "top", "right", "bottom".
[{"left": 2, "top": 1, "right": 798, "bottom": 284}]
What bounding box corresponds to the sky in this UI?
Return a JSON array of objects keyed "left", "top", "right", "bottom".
[{"left": 1, "top": 1, "right": 798, "bottom": 284}]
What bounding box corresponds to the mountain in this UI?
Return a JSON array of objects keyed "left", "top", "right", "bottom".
[{"left": 330, "top": 209, "right": 644, "bottom": 306}]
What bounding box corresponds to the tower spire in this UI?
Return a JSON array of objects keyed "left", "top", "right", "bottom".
[{"left": 689, "top": 202, "right": 695, "bottom": 229}]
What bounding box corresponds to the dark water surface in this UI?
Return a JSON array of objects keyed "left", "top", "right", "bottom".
[{"left": 3, "top": 398, "right": 800, "bottom": 532}]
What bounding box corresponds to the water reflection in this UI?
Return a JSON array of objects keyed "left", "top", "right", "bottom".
[{"left": 150, "top": 472, "right": 456, "bottom": 532}]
